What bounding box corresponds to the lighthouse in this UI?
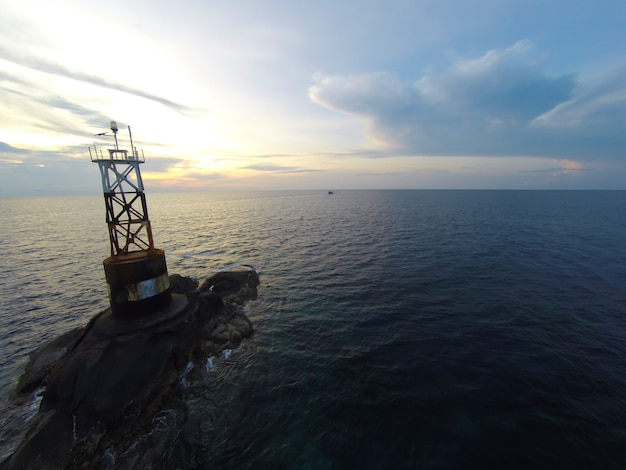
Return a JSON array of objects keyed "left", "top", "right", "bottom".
[{"left": 89, "top": 121, "right": 171, "bottom": 317}]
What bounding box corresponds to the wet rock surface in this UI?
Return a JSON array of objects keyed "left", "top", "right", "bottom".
[{"left": 2, "top": 266, "right": 259, "bottom": 469}]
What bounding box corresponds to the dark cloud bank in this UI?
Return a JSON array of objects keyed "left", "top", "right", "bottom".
[{"left": 309, "top": 41, "right": 626, "bottom": 160}]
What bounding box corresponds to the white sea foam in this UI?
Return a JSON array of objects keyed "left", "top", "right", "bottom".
[
  {"left": 100, "top": 448, "right": 116, "bottom": 468},
  {"left": 0, "top": 387, "right": 46, "bottom": 462},
  {"left": 222, "top": 342, "right": 244, "bottom": 360},
  {"left": 151, "top": 409, "right": 176, "bottom": 433},
  {"left": 205, "top": 356, "right": 216, "bottom": 372},
  {"left": 29, "top": 387, "right": 44, "bottom": 415},
  {"left": 179, "top": 361, "right": 194, "bottom": 388}
]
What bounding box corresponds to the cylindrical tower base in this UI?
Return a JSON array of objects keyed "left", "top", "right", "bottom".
[{"left": 103, "top": 250, "right": 172, "bottom": 317}]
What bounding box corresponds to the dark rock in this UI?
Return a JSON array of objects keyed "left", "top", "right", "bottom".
[
  {"left": 3, "top": 266, "right": 260, "bottom": 469},
  {"left": 168, "top": 274, "right": 198, "bottom": 294},
  {"left": 207, "top": 323, "right": 230, "bottom": 345},
  {"left": 198, "top": 265, "right": 260, "bottom": 304},
  {"left": 13, "top": 327, "right": 86, "bottom": 397},
  {"left": 228, "top": 312, "right": 254, "bottom": 338}
]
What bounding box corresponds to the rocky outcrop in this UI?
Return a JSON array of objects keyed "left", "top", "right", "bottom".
[{"left": 2, "top": 266, "right": 259, "bottom": 469}]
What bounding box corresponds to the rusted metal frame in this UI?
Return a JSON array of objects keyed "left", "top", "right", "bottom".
[
  {"left": 108, "top": 224, "right": 134, "bottom": 255},
  {"left": 127, "top": 222, "right": 152, "bottom": 251},
  {"left": 94, "top": 140, "right": 154, "bottom": 257},
  {"left": 109, "top": 221, "right": 152, "bottom": 254},
  {"left": 104, "top": 194, "right": 117, "bottom": 224},
  {"left": 118, "top": 221, "right": 151, "bottom": 249},
  {"left": 138, "top": 192, "right": 151, "bottom": 221},
  {"left": 104, "top": 194, "right": 123, "bottom": 255},
  {"left": 107, "top": 223, "right": 122, "bottom": 256},
  {"left": 113, "top": 221, "right": 150, "bottom": 247},
  {"left": 103, "top": 192, "right": 151, "bottom": 255},
  {"left": 108, "top": 192, "right": 146, "bottom": 223},
  {"left": 107, "top": 193, "right": 151, "bottom": 249},
  {"left": 106, "top": 219, "right": 152, "bottom": 255},
  {"left": 144, "top": 219, "right": 155, "bottom": 252},
  {"left": 135, "top": 191, "right": 155, "bottom": 251},
  {"left": 104, "top": 193, "right": 141, "bottom": 224}
]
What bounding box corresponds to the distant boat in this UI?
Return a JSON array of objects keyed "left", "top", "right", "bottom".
[{"left": 328, "top": 191, "right": 334, "bottom": 194}]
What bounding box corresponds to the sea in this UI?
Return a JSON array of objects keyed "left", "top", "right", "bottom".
[{"left": 1, "top": 190, "right": 625, "bottom": 468}]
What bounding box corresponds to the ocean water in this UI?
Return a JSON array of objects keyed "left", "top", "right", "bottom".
[{"left": 1, "top": 190, "right": 626, "bottom": 468}]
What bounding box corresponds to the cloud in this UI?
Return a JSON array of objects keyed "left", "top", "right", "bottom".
[
  {"left": 532, "top": 65, "right": 626, "bottom": 131},
  {"left": 0, "top": 145, "right": 98, "bottom": 196},
  {"left": 25, "top": 98, "right": 112, "bottom": 137},
  {"left": 0, "top": 142, "right": 28, "bottom": 154},
  {"left": 309, "top": 41, "right": 626, "bottom": 159},
  {"left": 0, "top": 139, "right": 190, "bottom": 195},
  {"left": 137, "top": 157, "right": 187, "bottom": 173},
  {"left": 0, "top": 45, "right": 196, "bottom": 116},
  {"left": 521, "top": 161, "right": 587, "bottom": 174},
  {"left": 244, "top": 163, "right": 321, "bottom": 174},
  {"left": 0, "top": 67, "right": 117, "bottom": 138}
]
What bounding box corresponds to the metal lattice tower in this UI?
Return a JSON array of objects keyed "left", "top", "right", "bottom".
[
  {"left": 90, "top": 121, "right": 171, "bottom": 317},
  {"left": 90, "top": 121, "right": 155, "bottom": 256}
]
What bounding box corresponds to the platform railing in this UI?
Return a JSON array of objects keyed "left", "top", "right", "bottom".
[{"left": 89, "top": 145, "right": 145, "bottom": 163}]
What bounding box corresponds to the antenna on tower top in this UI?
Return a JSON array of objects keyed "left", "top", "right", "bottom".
[{"left": 110, "top": 121, "right": 119, "bottom": 150}]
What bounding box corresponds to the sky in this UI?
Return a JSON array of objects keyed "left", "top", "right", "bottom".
[{"left": 1, "top": 0, "right": 625, "bottom": 195}]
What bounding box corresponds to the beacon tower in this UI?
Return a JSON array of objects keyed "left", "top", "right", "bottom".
[{"left": 89, "top": 121, "right": 171, "bottom": 316}]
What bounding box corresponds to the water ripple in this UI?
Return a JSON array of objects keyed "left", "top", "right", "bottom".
[{"left": 1, "top": 190, "right": 626, "bottom": 467}]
